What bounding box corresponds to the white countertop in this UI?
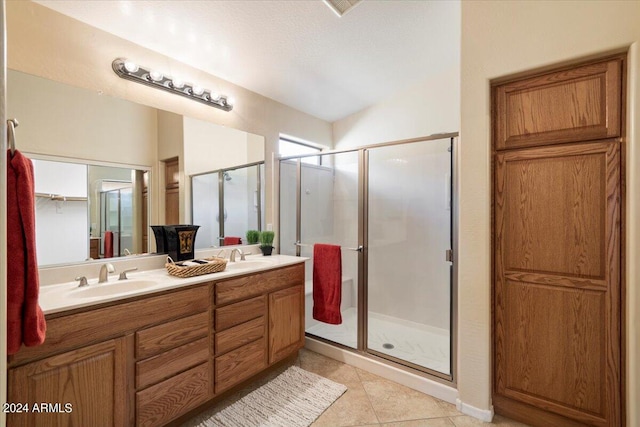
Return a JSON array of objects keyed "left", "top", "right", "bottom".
[{"left": 39, "top": 254, "right": 307, "bottom": 315}]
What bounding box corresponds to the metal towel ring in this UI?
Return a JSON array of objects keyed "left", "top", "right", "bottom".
[{"left": 7, "top": 118, "right": 19, "bottom": 155}]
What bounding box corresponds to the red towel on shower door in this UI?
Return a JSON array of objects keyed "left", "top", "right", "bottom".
[
  {"left": 223, "top": 236, "right": 242, "bottom": 246},
  {"left": 104, "top": 230, "right": 113, "bottom": 258},
  {"left": 7, "top": 149, "right": 46, "bottom": 355},
  {"left": 313, "top": 244, "right": 342, "bottom": 324}
]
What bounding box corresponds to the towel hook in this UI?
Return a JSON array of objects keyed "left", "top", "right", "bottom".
[{"left": 7, "top": 118, "right": 19, "bottom": 155}]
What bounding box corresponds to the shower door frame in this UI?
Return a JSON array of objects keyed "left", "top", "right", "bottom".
[{"left": 278, "top": 133, "right": 459, "bottom": 385}]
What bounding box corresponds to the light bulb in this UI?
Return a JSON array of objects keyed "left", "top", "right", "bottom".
[
  {"left": 209, "top": 92, "right": 221, "bottom": 101},
  {"left": 123, "top": 61, "right": 139, "bottom": 73},
  {"left": 226, "top": 96, "right": 235, "bottom": 106},
  {"left": 191, "top": 85, "right": 204, "bottom": 96},
  {"left": 170, "top": 78, "right": 185, "bottom": 89},
  {"left": 149, "top": 70, "right": 163, "bottom": 82}
]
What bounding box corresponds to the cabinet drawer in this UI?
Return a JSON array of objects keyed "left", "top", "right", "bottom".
[
  {"left": 215, "top": 316, "right": 265, "bottom": 356},
  {"left": 215, "top": 338, "right": 266, "bottom": 393},
  {"left": 136, "top": 362, "right": 211, "bottom": 427},
  {"left": 215, "top": 295, "right": 266, "bottom": 331},
  {"left": 136, "top": 311, "right": 209, "bottom": 359},
  {"left": 215, "top": 264, "right": 304, "bottom": 305},
  {"left": 10, "top": 284, "right": 210, "bottom": 366},
  {"left": 136, "top": 337, "right": 209, "bottom": 390}
]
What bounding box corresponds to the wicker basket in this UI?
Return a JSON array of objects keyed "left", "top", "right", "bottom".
[{"left": 165, "top": 256, "right": 227, "bottom": 278}]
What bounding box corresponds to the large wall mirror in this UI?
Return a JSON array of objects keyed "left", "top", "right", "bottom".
[
  {"left": 8, "top": 69, "right": 265, "bottom": 267},
  {"left": 191, "top": 162, "right": 266, "bottom": 249}
]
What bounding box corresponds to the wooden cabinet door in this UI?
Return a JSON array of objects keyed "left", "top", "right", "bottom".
[
  {"left": 8, "top": 338, "right": 127, "bottom": 427},
  {"left": 493, "top": 57, "right": 622, "bottom": 150},
  {"left": 269, "top": 285, "right": 305, "bottom": 364},
  {"left": 494, "top": 142, "right": 621, "bottom": 426}
]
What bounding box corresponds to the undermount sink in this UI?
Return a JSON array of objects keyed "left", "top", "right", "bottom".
[
  {"left": 225, "top": 260, "right": 273, "bottom": 271},
  {"left": 70, "top": 280, "right": 157, "bottom": 298}
]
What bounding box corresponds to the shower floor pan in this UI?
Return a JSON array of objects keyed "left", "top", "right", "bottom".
[{"left": 306, "top": 307, "right": 450, "bottom": 375}]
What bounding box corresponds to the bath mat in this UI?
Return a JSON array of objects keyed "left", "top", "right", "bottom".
[{"left": 188, "top": 366, "right": 347, "bottom": 427}]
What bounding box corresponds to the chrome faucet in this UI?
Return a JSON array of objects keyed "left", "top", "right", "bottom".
[
  {"left": 229, "top": 248, "right": 246, "bottom": 262},
  {"left": 118, "top": 267, "right": 138, "bottom": 280},
  {"left": 98, "top": 263, "right": 115, "bottom": 283}
]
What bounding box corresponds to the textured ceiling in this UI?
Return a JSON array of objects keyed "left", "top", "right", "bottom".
[{"left": 35, "top": 0, "right": 460, "bottom": 122}]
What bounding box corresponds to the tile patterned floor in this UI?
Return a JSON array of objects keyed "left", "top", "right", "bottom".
[{"left": 184, "top": 348, "right": 530, "bottom": 427}]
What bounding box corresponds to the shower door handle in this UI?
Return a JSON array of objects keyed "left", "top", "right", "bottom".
[{"left": 446, "top": 249, "right": 453, "bottom": 262}]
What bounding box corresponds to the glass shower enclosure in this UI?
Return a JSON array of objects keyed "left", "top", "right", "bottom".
[{"left": 279, "top": 135, "right": 456, "bottom": 380}]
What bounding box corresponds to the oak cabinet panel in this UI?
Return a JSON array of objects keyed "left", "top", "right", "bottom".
[
  {"left": 269, "top": 285, "right": 305, "bottom": 364},
  {"left": 215, "top": 294, "right": 266, "bottom": 330},
  {"left": 136, "top": 362, "right": 210, "bottom": 427},
  {"left": 215, "top": 338, "right": 267, "bottom": 394},
  {"left": 215, "top": 264, "right": 304, "bottom": 304},
  {"left": 8, "top": 338, "right": 126, "bottom": 427},
  {"left": 136, "top": 337, "right": 209, "bottom": 390},
  {"left": 493, "top": 55, "right": 624, "bottom": 426},
  {"left": 494, "top": 58, "right": 622, "bottom": 150},
  {"left": 135, "top": 311, "right": 209, "bottom": 359},
  {"left": 215, "top": 316, "right": 266, "bottom": 355}
]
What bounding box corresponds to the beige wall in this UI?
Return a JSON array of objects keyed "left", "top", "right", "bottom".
[
  {"left": 333, "top": 65, "right": 460, "bottom": 149},
  {"left": 460, "top": 0, "right": 640, "bottom": 423},
  {"left": 7, "top": 70, "right": 157, "bottom": 166}
]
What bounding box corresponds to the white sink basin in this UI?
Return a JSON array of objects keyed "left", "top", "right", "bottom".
[
  {"left": 225, "top": 260, "right": 274, "bottom": 271},
  {"left": 70, "top": 280, "right": 157, "bottom": 298}
]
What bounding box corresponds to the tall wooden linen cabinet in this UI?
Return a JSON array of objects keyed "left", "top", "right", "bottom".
[{"left": 491, "top": 55, "right": 625, "bottom": 426}]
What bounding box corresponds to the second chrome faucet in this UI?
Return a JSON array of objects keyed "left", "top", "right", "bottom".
[{"left": 98, "top": 263, "right": 115, "bottom": 283}]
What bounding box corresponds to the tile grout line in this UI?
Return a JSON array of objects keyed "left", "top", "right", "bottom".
[{"left": 354, "top": 368, "right": 382, "bottom": 426}]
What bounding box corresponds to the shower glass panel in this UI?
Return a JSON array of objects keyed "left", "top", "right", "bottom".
[
  {"left": 301, "top": 151, "right": 359, "bottom": 349},
  {"left": 279, "top": 160, "right": 298, "bottom": 256},
  {"left": 100, "top": 187, "right": 133, "bottom": 257},
  {"left": 366, "top": 138, "right": 452, "bottom": 375},
  {"left": 192, "top": 172, "right": 220, "bottom": 249},
  {"left": 223, "top": 167, "right": 259, "bottom": 242}
]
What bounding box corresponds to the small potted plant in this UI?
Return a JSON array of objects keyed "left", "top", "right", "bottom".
[
  {"left": 259, "top": 231, "right": 275, "bottom": 256},
  {"left": 246, "top": 229, "right": 260, "bottom": 245}
]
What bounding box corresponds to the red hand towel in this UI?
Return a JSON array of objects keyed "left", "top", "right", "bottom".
[
  {"left": 104, "top": 231, "right": 113, "bottom": 258},
  {"left": 223, "top": 236, "right": 242, "bottom": 246},
  {"left": 7, "top": 149, "right": 46, "bottom": 355},
  {"left": 313, "top": 244, "right": 342, "bottom": 324}
]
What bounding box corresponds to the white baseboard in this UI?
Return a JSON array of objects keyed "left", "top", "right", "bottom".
[
  {"left": 305, "top": 337, "right": 458, "bottom": 404},
  {"left": 456, "top": 398, "right": 494, "bottom": 422}
]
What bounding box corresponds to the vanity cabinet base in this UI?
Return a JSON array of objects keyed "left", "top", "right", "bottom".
[{"left": 7, "top": 262, "right": 305, "bottom": 427}]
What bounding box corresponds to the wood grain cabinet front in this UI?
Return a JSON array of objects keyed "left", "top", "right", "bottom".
[
  {"left": 493, "top": 57, "right": 622, "bottom": 150},
  {"left": 136, "top": 362, "right": 211, "bottom": 427},
  {"left": 134, "top": 310, "right": 213, "bottom": 426},
  {"left": 269, "top": 285, "right": 305, "bottom": 364},
  {"left": 8, "top": 338, "right": 127, "bottom": 427},
  {"left": 6, "top": 263, "right": 306, "bottom": 427}
]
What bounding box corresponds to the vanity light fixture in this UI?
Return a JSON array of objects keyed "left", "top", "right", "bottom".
[{"left": 112, "top": 58, "right": 234, "bottom": 112}]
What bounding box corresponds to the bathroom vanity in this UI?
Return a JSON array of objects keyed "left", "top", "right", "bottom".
[{"left": 6, "top": 255, "right": 305, "bottom": 427}]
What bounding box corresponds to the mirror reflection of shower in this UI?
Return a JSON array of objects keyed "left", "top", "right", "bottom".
[
  {"left": 191, "top": 162, "right": 266, "bottom": 249},
  {"left": 99, "top": 180, "right": 133, "bottom": 258}
]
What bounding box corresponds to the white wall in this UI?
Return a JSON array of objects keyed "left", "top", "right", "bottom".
[
  {"left": 191, "top": 173, "right": 219, "bottom": 249},
  {"left": 333, "top": 67, "right": 460, "bottom": 149},
  {"left": 459, "top": 1, "right": 640, "bottom": 424},
  {"left": 32, "top": 160, "right": 88, "bottom": 265}
]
